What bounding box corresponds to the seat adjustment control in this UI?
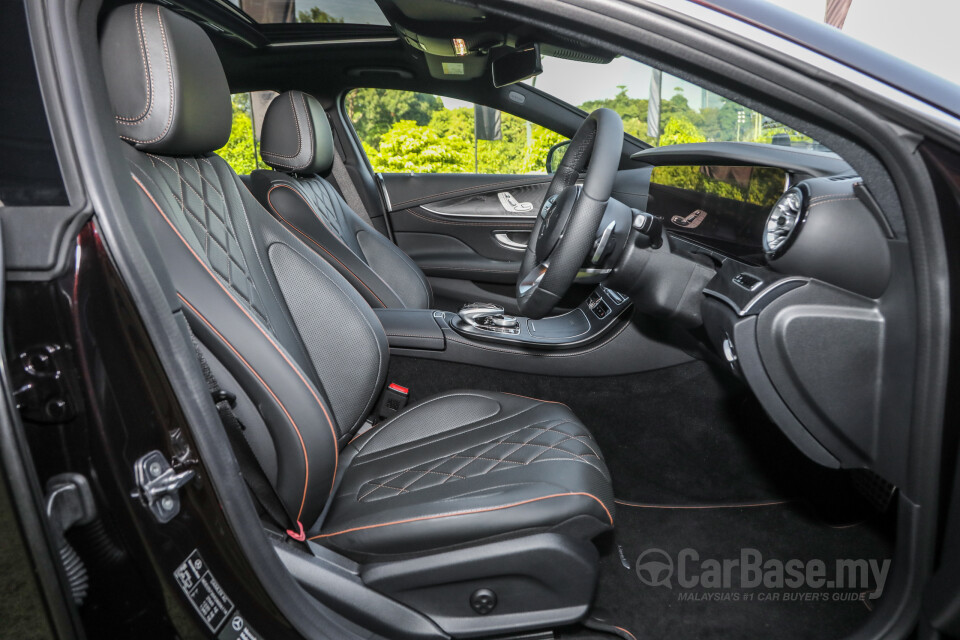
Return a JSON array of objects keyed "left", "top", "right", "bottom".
[{"left": 470, "top": 588, "right": 497, "bottom": 615}]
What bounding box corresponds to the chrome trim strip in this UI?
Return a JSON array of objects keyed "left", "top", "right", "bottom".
[
  {"left": 492, "top": 231, "right": 529, "bottom": 251},
  {"left": 576, "top": 268, "right": 612, "bottom": 279},
  {"left": 419, "top": 204, "right": 537, "bottom": 220}
]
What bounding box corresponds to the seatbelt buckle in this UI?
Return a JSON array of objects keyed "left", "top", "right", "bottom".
[{"left": 377, "top": 383, "right": 409, "bottom": 421}]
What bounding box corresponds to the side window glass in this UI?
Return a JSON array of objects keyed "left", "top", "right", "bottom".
[
  {"left": 215, "top": 91, "right": 279, "bottom": 175},
  {"left": 345, "top": 89, "right": 566, "bottom": 175}
]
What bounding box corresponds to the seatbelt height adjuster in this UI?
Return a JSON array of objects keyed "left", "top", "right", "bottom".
[{"left": 377, "top": 383, "right": 409, "bottom": 421}]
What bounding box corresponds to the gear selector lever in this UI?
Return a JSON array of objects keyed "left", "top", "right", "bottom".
[{"left": 458, "top": 303, "right": 520, "bottom": 333}]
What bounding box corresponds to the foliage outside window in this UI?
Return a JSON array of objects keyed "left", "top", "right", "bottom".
[
  {"left": 216, "top": 93, "right": 259, "bottom": 175},
  {"left": 652, "top": 165, "right": 787, "bottom": 205},
  {"left": 345, "top": 89, "right": 566, "bottom": 174},
  {"left": 577, "top": 84, "right": 818, "bottom": 149},
  {"left": 532, "top": 54, "right": 823, "bottom": 151}
]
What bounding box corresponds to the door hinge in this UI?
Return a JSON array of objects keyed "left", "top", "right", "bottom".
[{"left": 133, "top": 450, "right": 195, "bottom": 523}]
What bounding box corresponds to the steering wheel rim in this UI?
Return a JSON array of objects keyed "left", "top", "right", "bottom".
[{"left": 515, "top": 108, "right": 624, "bottom": 319}]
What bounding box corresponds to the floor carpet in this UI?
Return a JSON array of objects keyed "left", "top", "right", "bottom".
[
  {"left": 591, "top": 500, "right": 892, "bottom": 640},
  {"left": 389, "top": 357, "right": 833, "bottom": 505},
  {"left": 387, "top": 356, "right": 895, "bottom": 638}
]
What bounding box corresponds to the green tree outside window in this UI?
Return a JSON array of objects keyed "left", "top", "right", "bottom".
[{"left": 215, "top": 93, "right": 258, "bottom": 175}]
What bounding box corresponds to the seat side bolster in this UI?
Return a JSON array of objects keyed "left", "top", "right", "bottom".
[
  {"left": 131, "top": 170, "right": 339, "bottom": 527},
  {"left": 355, "top": 226, "right": 434, "bottom": 309}
]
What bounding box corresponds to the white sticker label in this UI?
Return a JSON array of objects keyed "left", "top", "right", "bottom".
[
  {"left": 174, "top": 550, "right": 235, "bottom": 633},
  {"left": 442, "top": 62, "right": 465, "bottom": 75}
]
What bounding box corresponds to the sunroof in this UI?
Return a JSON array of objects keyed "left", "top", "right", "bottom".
[{"left": 230, "top": 0, "right": 390, "bottom": 25}]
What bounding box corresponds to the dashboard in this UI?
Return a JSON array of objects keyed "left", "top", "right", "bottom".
[{"left": 606, "top": 142, "right": 900, "bottom": 474}]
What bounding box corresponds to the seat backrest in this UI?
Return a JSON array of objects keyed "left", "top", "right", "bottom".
[
  {"left": 249, "top": 90, "right": 433, "bottom": 310},
  {"left": 100, "top": 3, "right": 389, "bottom": 530}
]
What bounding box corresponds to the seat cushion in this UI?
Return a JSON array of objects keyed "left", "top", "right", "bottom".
[{"left": 313, "top": 391, "right": 615, "bottom": 558}]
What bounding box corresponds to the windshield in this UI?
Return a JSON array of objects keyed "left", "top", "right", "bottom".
[
  {"left": 527, "top": 56, "right": 826, "bottom": 150},
  {"left": 762, "top": 0, "right": 958, "bottom": 89}
]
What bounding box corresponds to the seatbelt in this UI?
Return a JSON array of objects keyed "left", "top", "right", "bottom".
[
  {"left": 330, "top": 151, "right": 374, "bottom": 227},
  {"left": 189, "top": 334, "right": 307, "bottom": 541}
]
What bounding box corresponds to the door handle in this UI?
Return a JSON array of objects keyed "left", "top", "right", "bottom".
[
  {"left": 497, "top": 191, "right": 534, "bottom": 213},
  {"left": 493, "top": 231, "right": 530, "bottom": 251}
]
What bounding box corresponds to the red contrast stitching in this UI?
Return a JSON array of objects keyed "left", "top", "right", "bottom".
[
  {"left": 310, "top": 491, "right": 613, "bottom": 540},
  {"left": 179, "top": 294, "right": 312, "bottom": 521},
  {"left": 266, "top": 183, "right": 387, "bottom": 307},
  {"left": 132, "top": 173, "right": 340, "bottom": 508}
]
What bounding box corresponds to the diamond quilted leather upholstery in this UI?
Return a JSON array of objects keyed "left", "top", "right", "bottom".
[
  {"left": 317, "top": 392, "right": 614, "bottom": 557},
  {"left": 143, "top": 153, "right": 274, "bottom": 326}
]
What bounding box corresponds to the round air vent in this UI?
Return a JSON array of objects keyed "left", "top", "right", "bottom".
[{"left": 763, "top": 187, "right": 804, "bottom": 257}]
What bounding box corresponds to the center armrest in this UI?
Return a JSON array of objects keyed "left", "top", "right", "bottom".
[{"left": 374, "top": 309, "right": 446, "bottom": 351}]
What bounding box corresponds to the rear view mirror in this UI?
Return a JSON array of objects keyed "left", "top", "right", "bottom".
[{"left": 492, "top": 44, "right": 542, "bottom": 88}]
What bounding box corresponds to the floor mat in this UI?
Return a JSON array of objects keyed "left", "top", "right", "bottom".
[
  {"left": 388, "top": 357, "right": 826, "bottom": 505},
  {"left": 594, "top": 500, "right": 893, "bottom": 640}
]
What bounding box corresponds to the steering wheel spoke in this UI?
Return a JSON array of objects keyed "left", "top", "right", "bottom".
[{"left": 515, "top": 108, "right": 624, "bottom": 318}]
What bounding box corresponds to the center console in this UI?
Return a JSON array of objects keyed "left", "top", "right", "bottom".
[
  {"left": 374, "top": 285, "right": 693, "bottom": 377},
  {"left": 374, "top": 286, "right": 630, "bottom": 352},
  {"left": 443, "top": 286, "right": 631, "bottom": 348}
]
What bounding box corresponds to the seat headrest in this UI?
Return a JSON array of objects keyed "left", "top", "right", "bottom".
[
  {"left": 100, "top": 3, "right": 231, "bottom": 155},
  {"left": 259, "top": 91, "right": 334, "bottom": 175}
]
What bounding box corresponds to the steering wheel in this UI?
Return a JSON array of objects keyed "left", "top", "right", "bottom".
[{"left": 516, "top": 108, "right": 624, "bottom": 319}]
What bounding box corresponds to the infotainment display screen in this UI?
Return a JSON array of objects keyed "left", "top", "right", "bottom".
[{"left": 647, "top": 165, "right": 786, "bottom": 263}]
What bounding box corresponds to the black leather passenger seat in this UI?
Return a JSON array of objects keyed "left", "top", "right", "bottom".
[
  {"left": 324, "top": 390, "right": 614, "bottom": 557},
  {"left": 250, "top": 90, "right": 433, "bottom": 310},
  {"left": 99, "top": 3, "right": 614, "bottom": 634}
]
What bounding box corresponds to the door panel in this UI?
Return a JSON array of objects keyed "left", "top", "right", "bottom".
[
  {"left": 394, "top": 233, "right": 521, "bottom": 284},
  {"left": 381, "top": 172, "right": 552, "bottom": 211},
  {"left": 417, "top": 181, "right": 548, "bottom": 218},
  {"left": 381, "top": 173, "right": 551, "bottom": 309}
]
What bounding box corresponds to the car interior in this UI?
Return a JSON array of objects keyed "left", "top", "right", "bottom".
[{"left": 8, "top": 0, "right": 953, "bottom": 637}]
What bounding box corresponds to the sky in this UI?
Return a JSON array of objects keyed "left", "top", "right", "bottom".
[{"left": 731, "top": 0, "right": 959, "bottom": 88}]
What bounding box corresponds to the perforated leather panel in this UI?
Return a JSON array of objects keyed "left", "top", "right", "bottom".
[
  {"left": 356, "top": 393, "right": 501, "bottom": 454},
  {"left": 269, "top": 242, "right": 387, "bottom": 436}
]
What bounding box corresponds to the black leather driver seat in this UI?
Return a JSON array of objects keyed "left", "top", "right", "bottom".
[
  {"left": 101, "top": 4, "right": 613, "bottom": 633},
  {"left": 250, "top": 90, "right": 433, "bottom": 310}
]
